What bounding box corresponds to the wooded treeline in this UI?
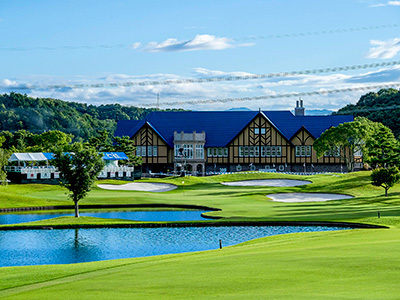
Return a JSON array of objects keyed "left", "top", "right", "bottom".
[
  {"left": 0, "top": 92, "right": 183, "bottom": 141},
  {"left": 335, "top": 88, "right": 400, "bottom": 138}
]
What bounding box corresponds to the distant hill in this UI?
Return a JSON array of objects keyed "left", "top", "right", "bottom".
[
  {"left": 0, "top": 93, "right": 183, "bottom": 140},
  {"left": 305, "top": 109, "right": 333, "bottom": 116},
  {"left": 226, "top": 107, "right": 252, "bottom": 111},
  {"left": 335, "top": 88, "right": 400, "bottom": 138}
]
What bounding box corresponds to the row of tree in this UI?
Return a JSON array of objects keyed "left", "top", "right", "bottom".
[
  {"left": 335, "top": 88, "right": 400, "bottom": 138},
  {"left": 314, "top": 117, "right": 400, "bottom": 196},
  {"left": 0, "top": 92, "right": 184, "bottom": 141}
]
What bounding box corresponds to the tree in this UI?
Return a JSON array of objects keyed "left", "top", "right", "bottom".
[
  {"left": 314, "top": 117, "right": 374, "bottom": 172},
  {"left": 113, "top": 135, "right": 142, "bottom": 166},
  {"left": 335, "top": 88, "right": 400, "bottom": 138},
  {"left": 371, "top": 167, "right": 400, "bottom": 196},
  {"left": 364, "top": 123, "right": 400, "bottom": 169},
  {"left": 52, "top": 143, "right": 105, "bottom": 217},
  {"left": 89, "top": 129, "right": 113, "bottom": 152},
  {"left": 0, "top": 136, "right": 9, "bottom": 185},
  {"left": 27, "top": 130, "right": 73, "bottom": 152}
]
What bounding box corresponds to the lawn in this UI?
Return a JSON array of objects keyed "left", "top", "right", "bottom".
[{"left": 1, "top": 171, "right": 400, "bottom": 299}]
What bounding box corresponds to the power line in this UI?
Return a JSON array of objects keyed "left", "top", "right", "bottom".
[
  {"left": 140, "top": 84, "right": 400, "bottom": 107},
  {"left": 0, "top": 23, "right": 397, "bottom": 52},
  {"left": 3, "top": 60, "right": 400, "bottom": 91},
  {"left": 233, "top": 24, "right": 399, "bottom": 41},
  {"left": 336, "top": 104, "right": 400, "bottom": 115}
]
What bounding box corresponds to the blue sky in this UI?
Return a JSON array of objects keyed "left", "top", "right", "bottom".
[{"left": 0, "top": 0, "right": 399, "bottom": 111}]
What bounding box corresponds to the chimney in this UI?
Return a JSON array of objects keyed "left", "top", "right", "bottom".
[{"left": 295, "top": 98, "right": 305, "bottom": 116}]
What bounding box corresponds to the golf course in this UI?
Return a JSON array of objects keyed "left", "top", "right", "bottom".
[{"left": 1, "top": 171, "right": 400, "bottom": 299}]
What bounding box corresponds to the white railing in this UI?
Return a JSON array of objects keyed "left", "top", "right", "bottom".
[
  {"left": 5, "top": 166, "right": 56, "bottom": 173},
  {"left": 102, "top": 165, "right": 134, "bottom": 172}
]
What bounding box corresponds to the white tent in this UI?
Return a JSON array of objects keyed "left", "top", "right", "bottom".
[{"left": 8, "top": 153, "right": 48, "bottom": 162}]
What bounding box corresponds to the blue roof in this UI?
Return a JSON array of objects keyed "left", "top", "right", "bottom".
[
  {"left": 102, "top": 152, "right": 128, "bottom": 160},
  {"left": 115, "top": 111, "right": 354, "bottom": 147},
  {"left": 43, "top": 152, "right": 55, "bottom": 160}
]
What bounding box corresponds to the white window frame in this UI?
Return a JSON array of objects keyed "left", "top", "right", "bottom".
[
  {"left": 249, "top": 146, "right": 254, "bottom": 157},
  {"left": 254, "top": 146, "right": 260, "bottom": 157},
  {"left": 244, "top": 146, "right": 249, "bottom": 157},
  {"left": 183, "top": 144, "right": 193, "bottom": 159},
  {"left": 239, "top": 146, "right": 244, "bottom": 157},
  {"left": 138, "top": 146, "right": 146, "bottom": 157},
  {"left": 153, "top": 146, "right": 158, "bottom": 157},
  {"left": 261, "top": 146, "right": 266, "bottom": 157},
  {"left": 276, "top": 146, "right": 282, "bottom": 157},
  {"left": 196, "top": 144, "right": 204, "bottom": 159},
  {"left": 296, "top": 145, "right": 311, "bottom": 157},
  {"left": 174, "top": 144, "right": 181, "bottom": 158},
  {"left": 213, "top": 148, "right": 218, "bottom": 157},
  {"left": 271, "top": 146, "right": 277, "bottom": 157},
  {"left": 223, "top": 148, "right": 228, "bottom": 157}
]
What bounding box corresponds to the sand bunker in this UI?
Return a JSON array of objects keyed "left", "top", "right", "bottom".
[
  {"left": 221, "top": 179, "right": 312, "bottom": 187},
  {"left": 98, "top": 182, "right": 177, "bottom": 193},
  {"left": 266, "top": 193, "right": 353, "bottom": 203}
]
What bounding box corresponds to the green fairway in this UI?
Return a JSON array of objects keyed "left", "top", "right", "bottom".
[
  {"left": 1, "top": 171, "right": 400, "bottom": 298},
  {"left": 1, "top": 171, "right": 400, "bottom": 222},
  {"left": 0, "top": 218, "right": 400, "bottom": 299}
]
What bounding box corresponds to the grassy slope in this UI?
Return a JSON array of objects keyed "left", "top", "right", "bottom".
[
  {"left": 1, "top": 221, "right": 400, "bottom": 299},
  {"left": 1, "top": 171, "right": 400, "bottom": 298},
  {"left": 1, "top": 171, "right": 399, "bottom": 223}
]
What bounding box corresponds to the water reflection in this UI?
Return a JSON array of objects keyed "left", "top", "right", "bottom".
[
  {"left": 0, "top": 226, "right": 350, "bottom": 267},
  {"left": 0, "top": 210, "right": 209, "bottom": 225}
]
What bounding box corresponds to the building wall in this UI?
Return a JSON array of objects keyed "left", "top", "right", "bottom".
[
  {"left": 227, "top": 114, "right": 291, "bottom": 165},
  {"left": 290, "top": 128, "right": 345, "bottom": 165},
  {"left": 131, "top": 124, "right": 170, "bottom": 165},
  {"left": 129, "top": 113, "right": 351, "bottom": 173}
]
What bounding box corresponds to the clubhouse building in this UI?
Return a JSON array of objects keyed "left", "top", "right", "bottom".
[{"left": 115, "top": 101, "right": 354, "bottom": 175}]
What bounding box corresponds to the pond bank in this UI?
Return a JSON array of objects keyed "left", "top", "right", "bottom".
[
  {"left": 0, "top": 219, "right": 387, "bottom": 231},
  {"left": 0, "top": 203, "right": 221, "bottom": 213}
]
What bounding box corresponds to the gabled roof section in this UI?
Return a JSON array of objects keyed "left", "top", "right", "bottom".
[
  {"left": 114, "top": 119, "right": 146, "bottom": 138},
  {"left": 115, "top": 111, "right": 354, "bottom": 147},
  {"left": 264, "top": 112, "right": 354, "bottom": 140},
  {"left": 145, "top": 111, "right": 259, "bottom": 147}
]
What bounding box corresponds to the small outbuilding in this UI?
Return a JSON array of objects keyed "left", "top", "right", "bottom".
[{"left": 6, "top": 152, "right": 135, "bottom": 183}]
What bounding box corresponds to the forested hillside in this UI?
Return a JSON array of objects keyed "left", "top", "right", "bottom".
[
  {"left": 335, "top": 88, "right": 400, "bottom": 138},
  {"left": 0, "top": 93, "right": 182, "bottom": 141}
]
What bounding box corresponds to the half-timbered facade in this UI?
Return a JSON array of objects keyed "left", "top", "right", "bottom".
[{"left": 115, "top": 104, "right": 353, "bottom": 174}]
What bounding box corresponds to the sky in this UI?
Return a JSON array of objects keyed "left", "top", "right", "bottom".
[{"left": 0, "top": 0, "right": 399, "bottom": 112}]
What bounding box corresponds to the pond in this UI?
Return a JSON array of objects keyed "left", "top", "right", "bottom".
[
  {"left": 0, "top": 210, "right": 210, "bottom": 225},
  {"left": 0, "top": 225, "right": 351, "bottom": 267}
]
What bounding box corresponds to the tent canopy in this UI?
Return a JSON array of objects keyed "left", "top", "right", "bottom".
[
  {"left": 8, "top": 152, "right": 128, "bottom": 162},
  {"left": 8, "top": 153, "right": 48, "bottom": 162}
]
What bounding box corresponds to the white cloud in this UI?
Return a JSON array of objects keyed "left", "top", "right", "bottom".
[
  {"left": 1, "top": 66, "right": 400, "bottom": 111},
  {"left": 193, "top": 67, "right": 255, "bottom": 77},
  {"left": 369, "top": 1, "right": 400, "bottom": 6},
  {"left": 367, "top": 38, "right": 400, "bottom": 59},
  {"left": 144, "top": 34, "right": 253, "bottom": 52},
  {"left": 0, "top": 79, "right": 18, "bottom": 87},
  {"left": 131, "top": 42, "right": 141, "bottom": 49}
]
